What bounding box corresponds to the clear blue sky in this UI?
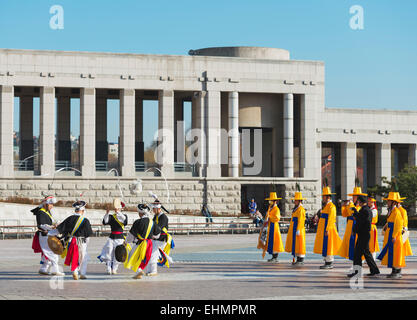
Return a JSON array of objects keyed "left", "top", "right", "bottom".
[{"left": 3, "top": 0, "right": 417, "bottom": 144}]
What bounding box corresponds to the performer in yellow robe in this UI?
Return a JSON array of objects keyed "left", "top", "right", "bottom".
[
  {"left": 377, "top": 192, "right": 405, "bottom": 279},
  {"left": 368, "top": 196, "right": 380, "bottom": 260},
  {"left": 338, "top": 186, "right": 367, "bottom": 261},
  {"left": 397, "top": 196, "right": 413, "bottom": 257},
  {"left": 285, "top": 191, "right": 306, "bottom": 265},
  {"left": 313, "top": 186, "right": 342, "bottom": 269},
  {"left": 258, "top": 192, "right": 284, "bottom": 262}
]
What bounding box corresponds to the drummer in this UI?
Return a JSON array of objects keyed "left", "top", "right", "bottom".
[{"left": 31, "top": 196, "right": 64, "bottom": 276}]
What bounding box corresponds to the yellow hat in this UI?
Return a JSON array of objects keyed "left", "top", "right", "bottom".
[
  {"left": 265, "top": 192, "right": 282, "bottom": 201},
  {"left": 383, "top": 192, "right": 403, "bottom": 203},
  {"left": 322, "top": 186, "right": 335, "bottom": 196},
  {"left": 291, "top": 191, "right": 306, "bottom": 201},
  {"left": 368, "top": 197, "right": 376, "bottom": 202},
  {"left": 348, "top": 186, "right": 368, "bottom": 196}
]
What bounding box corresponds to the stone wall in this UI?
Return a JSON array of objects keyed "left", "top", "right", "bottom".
[{"left": 0, "top": 178, "right": 321, "bottom": 216}]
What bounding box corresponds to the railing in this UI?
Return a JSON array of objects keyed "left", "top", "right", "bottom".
[
  {"left": 55, "top": 160, "right": 79, "bottom": 171},
  {"left": 14, "top": 160, "right": 34, "bottom": 171},
  {"left": 0, "top": 217, "right": 294, "bottom": 239},
  {"left": 174, "top": 162, "right": 197, "bottom": 175},
  {"left": 95, "top": 161, "right": 109, "bottom": 171},
  {"left": 135, "top": 161, "right": 160, "bottom": 172}
]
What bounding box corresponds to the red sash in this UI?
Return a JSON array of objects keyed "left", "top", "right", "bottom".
[
  {"left": 139, "top": 239, "right": 153, "bottom": 270},
  {"left": 64, "top": 238, "right": 80, "bottom": 272},
  {"left": 32, "top": 233, "right": 42, "bottom": 253}
]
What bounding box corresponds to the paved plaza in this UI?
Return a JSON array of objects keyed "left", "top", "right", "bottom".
[{"left": 0, "top": 231, "right": 416, "bottom": 300}]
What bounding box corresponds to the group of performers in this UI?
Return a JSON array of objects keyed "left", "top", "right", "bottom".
[
  {"left": 31, "top": 194, "right": 173, "bottom": 280},
  {"left": 257, "top": 184, "right": 413, "bottom": 279}
]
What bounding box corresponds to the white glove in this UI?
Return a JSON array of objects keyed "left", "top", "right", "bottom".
[
  {"left": 47, "top": 229, "right": 59, "bottom": 236},
  {"left": 296, "top": 230, "right": 300, "bottom": 236}
]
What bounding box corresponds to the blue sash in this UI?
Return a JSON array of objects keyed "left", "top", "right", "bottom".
[
  {"left": 321, "top": 213, "right": 329, "bottom": 257},
  {"left": 267, "top": 222, "right": 275, "bottom": 254},
  {"left": 377, "top": 222, "right": 394, "bottom": 268},
  {"left": 291, "top": 217, "right": 298, "bottom": 257},
  {"left": 347, "top": 216, "right": 356, "bottom": 261}
]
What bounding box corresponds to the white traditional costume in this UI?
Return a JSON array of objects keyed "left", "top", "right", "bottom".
[{"left": 98, "top": 198, "right": 128, "bottom": 274}]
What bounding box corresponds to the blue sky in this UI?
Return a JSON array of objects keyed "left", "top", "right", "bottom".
[{"left": 3, "top": 0, "right": 417, "bottom": 144}]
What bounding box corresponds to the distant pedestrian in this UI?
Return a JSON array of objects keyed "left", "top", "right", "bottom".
[{"left": 201, "top": 204, "right": 213, "bottom": 224}]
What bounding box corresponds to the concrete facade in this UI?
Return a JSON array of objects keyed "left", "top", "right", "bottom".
[{"left": 1, "top": 47, "right": 416, "bottom": 215}]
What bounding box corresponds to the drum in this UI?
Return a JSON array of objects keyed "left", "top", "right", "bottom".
[
  {"left": 115, "top": 244, "right": 128, "bottom": 262},
  {"left": 48, "top": 236, "right": 64, "bottom": 255}
]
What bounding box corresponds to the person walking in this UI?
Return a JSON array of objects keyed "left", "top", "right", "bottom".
[{"left": 347, "top": 195, "right": 380, "bottom": 278}]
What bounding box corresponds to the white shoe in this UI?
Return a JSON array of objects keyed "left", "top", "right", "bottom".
[
  {"left": 112, "top": 270, "right": 118, "bottom": 275},
  {"left": 133, "top": 271, "right": 144, "bottom": 279},
  {"left": 146, "top": 272, "right": 158, "bottom": 277},
  {"left": 51, "top": 271, "right": 65, "bottom": 276},
  {"left": 38, "top": 270, "right": 49, "bottom": 275}
]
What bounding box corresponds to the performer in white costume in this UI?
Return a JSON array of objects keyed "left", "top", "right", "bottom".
[
  {"left": 31, "top": 195, "right": 64, "bottom": 276},
  {"left": 98, "top": 198, "right": 128, "bottom": 275}
]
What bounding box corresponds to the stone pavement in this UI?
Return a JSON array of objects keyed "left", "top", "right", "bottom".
[{"left": 0, "top": 232, "right": 416, "bottom": 300}]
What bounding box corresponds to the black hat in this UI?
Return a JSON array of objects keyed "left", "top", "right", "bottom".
[
  {"left": 357, "top": 195, "right": 367, "bottom": 204},
  {"left": 72, "top": 200, "right": 87, "bottom": 211}
]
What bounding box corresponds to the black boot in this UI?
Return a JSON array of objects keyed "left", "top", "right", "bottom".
[
  {"left": 292, "top": 257, "right": 304, "bottom": 266},
  {"left": 320, "top": 261, "right": 333, "bottom": 269},
  {"left": 391, "top": 268, "right": 402, "bottom": 279}
]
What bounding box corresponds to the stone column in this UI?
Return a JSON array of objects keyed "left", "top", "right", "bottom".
[
  {"left": 56, "top": 96, "right": 71, "bottom": 162},
  {"left": 228, "top": 91, "right": 239, "bottom": 177},
  {"left": 157, "top": 90, "right": 174, "bottom": 176},
  {"left": 206, "top": 90, "right": 221, "bottom": 177},
  {"left": 119, "top": 89, "right": 135, "bottom": 177},
  {"left": 80, "top": 88, "right": 96, "bottom": 177},
  {"left": 375, "top": 143, "right": 392, "bottom": 184},
  {"left": 0, "top": 85, "right": 14, "bottom": 177},
  {"left": 300, "top": 94, "right": 318, "bottom": 179},
  {"left": 135, "top": 98, "right": 144, "bottom": 162},
  {"left": 341, "top": 142, "right": 356, "bottom": 199},
  {"left": 95, "top": 95, "right": 108, "bottom": 161},
  {"left": 39, "top": 87, "right": 55, "bottom": 176},
  {"left": 192, "top": 91, "right": 206, "bottom": 177},
  {"left": 283, "top": 93, "right": 294, "bottom": 178},
  {"left": 19, "top": 95, "right": 34, "bottom": 162},
  {"left": 408, "top": 144, "right": 417, "bottom": 167}
]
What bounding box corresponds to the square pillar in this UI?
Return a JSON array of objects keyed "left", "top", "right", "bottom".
[
  {"left": 19, "top": 95, "right": 34, "bottom": 162},
  {"left": 375, "top": 143, "right": 392, "bottom": 185},
  {"left": 57, "top": 96, "right": 71, "bottom": 162},
  {"left": 192, "top": 91, "right": 206, "bottom": 177},
  {"left": 341, "top": 142, "right": 356, "bottom": 199},
  {"left": 119, "top": 89, "right": 135, "bottom": 177},
  {"left": 283, "top": 93, "right": 294, "bottom": 178},
  {"left": 80, "top": 88, "right": 96, "bottom": 177},
  {"left": 228, "top": 91, "right": 239, "bottom": 177},
  {"left": 39, "top": 87, "right": 56, "bottom": 176},
  {"left": 408, "top": 144, "right": 417, "bottom": 167},
  {"left": 174, "top": 97, "right": 185, "bottom": 163},
  {"left": 206, "top": 90, "right": 221, "bottom": 177},
  {"left": 300, "top": 94, "right": 318, "bottom": 179},
  {"left": 157, "top": 90, "right": 174, "bottom": 176},
  {"left": 0, "top": 85, "right": 14, "bottom": 177}
]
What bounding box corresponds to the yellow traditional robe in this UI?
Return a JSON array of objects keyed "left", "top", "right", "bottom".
[
  {"left": 285, "top": 205, "right": 306, "bottom": 256},
  {"left": 369, "top": 205, "right": 380, "bottom": 253},
  {"left": 260, "top": 204, "right": 284, "bottom": 258},
  {"left": 313, "top": 201, "right": 342, "bottom": 256},
  {"left": 398, "top": 206, "right": 413, "bottom": 257},
  {"left": 378, "top": 207, "right": 405, "bottom": 269},
  {"left": 337, "top": 202, "right": 360, "bottom": 260}
]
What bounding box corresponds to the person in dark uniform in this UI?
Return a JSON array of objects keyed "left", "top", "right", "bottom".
[
  {"left": 31, "top": 195, "right": 64, "bottom": 276},
  {"left": 97, "top": 198, "right": 128, "bottom": 275},
  {"left": 53, "top": 200, "right": 93, "bottom": 280},
  {"left": 125, "top": 204, "right": 161, "bottom": 279},
  {"left": 347, "top": 195, "right": 380, "bottom": 278}
]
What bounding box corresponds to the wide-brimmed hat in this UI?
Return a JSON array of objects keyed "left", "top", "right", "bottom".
[
  {"left": 72, "top": 200, "right": 87, "bottom": 211},
  {"left": 291, "top": 191, "right": 306, "bottom": 201},
  {"left": 322, "top": 186, "right": 336, "bottom": 196},
  {"left": 348, "top": 186, "right": 368, "bottom": 196},
  {"left": 137, "top": 203, "right": 151, "bottom": 214},
  {"left": 265, "top": 192, "right": 282, "bottom": 201},
  {"left": 383, "top": 192, "right": 403, "bottom": 203}
]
